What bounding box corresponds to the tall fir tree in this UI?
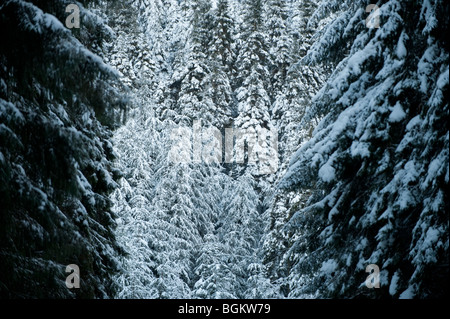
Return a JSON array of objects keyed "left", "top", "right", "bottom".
[
  {"left": 0, "top": 0, "right": 124, "bottom": 298},
  {"left": 266, "top": 0, "right": 292, "bottom": 96},
  {"left": 279, "top": 0, "right": 449, "bottom": 298}
]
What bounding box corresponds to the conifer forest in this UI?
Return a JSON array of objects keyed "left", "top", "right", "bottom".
[{"left": 0, "top": 0, "right": 448, "bottom": 299}]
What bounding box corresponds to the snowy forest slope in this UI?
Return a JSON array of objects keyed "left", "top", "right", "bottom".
[
  {"left": 0, "top": 0, "right": 448, "bottom": 299},
  {"left": 108, "top": 0, "right": 448, "bottom": 299}
]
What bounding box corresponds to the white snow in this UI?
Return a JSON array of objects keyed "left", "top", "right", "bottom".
[
  {"left": 389, "top": 271, "right": 400, "bottom": 296},
  {"left": 0, "top": 99, "right": 25, "bottom": 122},
  {"left": 351, "top": 141, "right": 370, "bottom": 158},
  {"left": 348, "top": 216, "right": 355, "bottom": 225},
  {"left": 320, "top": 259, "right": 338, "bottom": 275},
  {"left": 406, "top": 115, "right": 422, "bottom": 131},
  {"left": 42, "top": 11, "right": 65, "bottom": 32},
  {"left": 318, "top": 162, "right": 336, "bottom": 183},
  {"left": 396, "top": 32, "right": 407, "bottom": 59},
  {"left": 423, "top": 153, "right": 446, "bottom": 188},
  {"left": 417, "top": 44, "right": 437, "bottom": 93},
  {"left": 420, "top": 0, "right": 438, "bottom": 34},
  {"left": 424, "top": 227, "right": 440, "bottom": 246},
  {"left": 388, "top": 102, "right": 406, "bottom": 122},
  {"left": 429, "top": 66, "right": 449, "bottom": 107},
  {"left": 399, "top": 285, "right": 415, "bottom": 299}
]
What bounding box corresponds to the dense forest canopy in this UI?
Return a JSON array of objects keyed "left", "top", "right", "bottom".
[{"left": 0, "top": 0, "right": 448, "bottom": 299}]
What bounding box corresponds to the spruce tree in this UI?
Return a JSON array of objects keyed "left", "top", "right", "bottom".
[
  {"left": 280, "top": 0, "right": 449, "bottom": 298},
  {"left": 0, "top": 0, "right": 123, "bottom": 298},
  {"left": 266, "top": 0, "right": 292, "bottom": 96}
]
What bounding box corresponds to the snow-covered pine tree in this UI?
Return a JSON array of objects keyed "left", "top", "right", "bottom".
[
  {"left": 217, "top": 173, "right": 266, "bottom": 298},
  {"left": 233, "top": 0, "right": 279, "bottom": 180},
  {"left": 111, "top": 114, "right": 162, "bottom": 299},
  {"left": 133, "top": 0, "right": 180, "bottom": 73},
  {"left": 204, "top": 0, "right": 235, "bottom": 128},
  {"left": 107, "top": 2, "right": 233, "bottom": 296},
  {"left": 101, "top": 0, "right": 156, "bottom": 93},
  {"left": 271, "top": 0, "right": 329, "bottom": 164},
  {"left": 235, "top": 0, "right": 271, "bottom": 129},
  {"left": 210, "top": 0, "right": 235, "bottom": 74},
  {"left": 289, "top": 0, "right": 320, "bottom": 60},
  {"left": 280, "top": 0, "right": 449, "bottom": 298},
  {"left": 166, "top": 0, "right": 217, "bottom": 126},
  {"left": 0, "top": 0, "right": 123, "bottom": 298},
  {"left": 262, "top": 1, "right": 329, "bottom": 297},
  {"left": 101, "top": 1, "right": 165, "bottom": 298},
  {"left": 266, "top": 0, "right": 292, "bottom": 96},
  {"left": 131, "top": 0, "right": 192, "bottom": 123},
  {"left": 112, "top": 114, "right": 230, "bottom": 298},
  {"left": 193, "top": 232, "right": 240, "bottom": 299}
]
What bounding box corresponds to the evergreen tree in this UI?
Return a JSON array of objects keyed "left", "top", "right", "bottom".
[
  {"left": 103, "top": 1, "right": 155, "bottom": 91},
  {"left": 235, "top": 0, "right": 271, "bottom": 129},
  {"left": 0, "top": 0, "right": 123, "bottom": 298},
  {"left": 193, "top": 232, "right": 239, "bottom": 299},
  {"left": 112, "top": 115, "right": 229, "bottom": 298},
  {"left": 205, "top": 0, "right": 236, "bottom": 128},
  {"left": 280, "top": 0, "right": 449, "bottom": 298},
  {"left": 166, "top": 1, "right": 221, "bottom": 126},
  {"left": 4, "top": 0, "right": 445, "bottom": 301},
  {"left": 233, "top": 0, "right": 278, "bottom": 180},
  {"left": 216, "top": 173, "right": 266, "bottom": 298},
  {"left": 262, "top": 2, "right": 328, "bottom": 296},
  {"left": 266, "top": 0, "right": 292, "bottom": 95},
  {"left": 211, "top": 0, "right": 235, "bottom": 73}
]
